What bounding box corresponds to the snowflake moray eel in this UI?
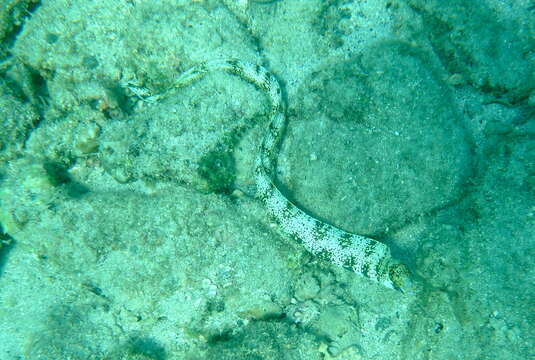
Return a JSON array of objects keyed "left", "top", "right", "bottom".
[{"left": 174, "top": 59, "right": 410, "bottom": 291}]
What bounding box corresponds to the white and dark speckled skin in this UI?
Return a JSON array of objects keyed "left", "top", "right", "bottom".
[{"left": 174, "top": 59, "right": 410, "bottom": 290}]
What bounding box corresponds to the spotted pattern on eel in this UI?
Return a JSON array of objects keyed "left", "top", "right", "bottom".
[{"left": 174, "top": 59, "right": 410, "bottom": 291}]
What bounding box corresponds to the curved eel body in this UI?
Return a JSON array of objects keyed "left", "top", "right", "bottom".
[{"left": 174, "top": 59, "right": 409, "bottom": 290}]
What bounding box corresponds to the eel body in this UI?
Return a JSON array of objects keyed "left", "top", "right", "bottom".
[{"left": 175, "top": 59, "right": 409, "bottom": 290}]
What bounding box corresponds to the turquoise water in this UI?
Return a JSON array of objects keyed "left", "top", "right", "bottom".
[{"left": 0, "top": 1, "right": 533, "bottom": 359}]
